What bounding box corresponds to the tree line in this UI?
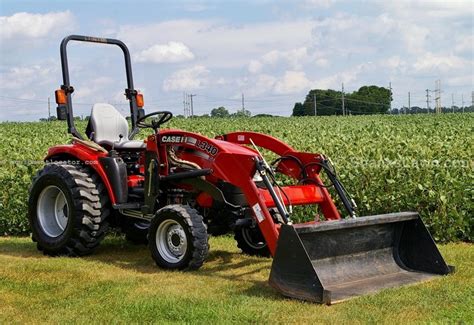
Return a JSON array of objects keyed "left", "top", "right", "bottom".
[
  {"left": 39, "top": 85, "right": 473, "bottom": 121},
  {"left": 293, "top": 85, "right": 391, "bottom": 116}
]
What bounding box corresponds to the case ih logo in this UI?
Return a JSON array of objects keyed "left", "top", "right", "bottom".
[{"left": 161, "top": 135, "right": 187, "bottom": 143}]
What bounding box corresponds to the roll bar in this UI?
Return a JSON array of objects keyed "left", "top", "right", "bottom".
[{"left": 58, "top": 35, "right": 140, "bottom": 139}]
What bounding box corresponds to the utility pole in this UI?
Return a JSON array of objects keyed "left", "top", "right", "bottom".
[
  {"left": 341, "top": 83, "right": 345, "bottom": 116},
  {"left": 189, "top": 94, "right": 196, "bottom": 117},
  {"left": 408, "top": 91, "right": 411, "bottom": 114},
  {"left": 461, "top": 94, "right": 465, "bottom": 113},
  {"left": 451, "top": 93, "right": 455, "bottom": 113},
  {"left": 47, "top": 96, "right": 51, "bottom": 121},
  {"left": 471, "top": 91, "right": 474, "bottom": 110},
  {"left": 313, "top": 92, "right": 317, "bottom": 116},
  {"left": 241, "top": 93, "right": 245, "bottom": 113}
]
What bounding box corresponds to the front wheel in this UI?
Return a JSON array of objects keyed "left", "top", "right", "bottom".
[
  {"left": 148, "top": 205, "right": 208, "bottom": 270},
  {"left": 234, "top": 224, "right": 270, "bottom": 257}
]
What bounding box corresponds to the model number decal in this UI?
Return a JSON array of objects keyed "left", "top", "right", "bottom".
[
  {"left": 162, "top": 135, "right": 218, "bottom": 156},
  {"left": 161, "top": 135, "right": 187, "bottom": 143},
  {"left": 195, "top": 140, "right": 218, "bottom": 156}
]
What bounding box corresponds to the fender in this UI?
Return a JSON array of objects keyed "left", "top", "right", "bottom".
[{"left": 45, "top": 143, "right": 118, "bottom": 204}]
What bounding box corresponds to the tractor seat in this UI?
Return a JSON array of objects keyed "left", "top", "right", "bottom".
[{"left": 86, "top": 103, "right": 145, "bottom": 150}]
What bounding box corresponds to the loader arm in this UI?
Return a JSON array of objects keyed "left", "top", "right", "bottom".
[{"left": 161, "top": 129, "right": 349, "bottom": 255}]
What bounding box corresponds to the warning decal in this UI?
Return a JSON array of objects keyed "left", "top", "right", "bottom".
[{"left": 252, "top": 203, "right": 265, "bottom": 223}]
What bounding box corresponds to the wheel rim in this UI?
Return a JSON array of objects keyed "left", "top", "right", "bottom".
[
  {"left": 242, "top": 227, "right": 266, "bottom": 250},
  {"left": 134, "top": 221, "right": 150, "bottom": 230},
  {"left": 37, "top": 185, "right": 69, "bottom": 237},
  {"left": 156, "top": 219, "right": 187, "bottom": 263}
]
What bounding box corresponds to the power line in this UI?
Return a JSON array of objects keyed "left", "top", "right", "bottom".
[
  {"left": 0, "top": 95, "right": 47, "bottom": 103},
  {"left": 342, "top": 97, "right": 389, "bottom": 106}
]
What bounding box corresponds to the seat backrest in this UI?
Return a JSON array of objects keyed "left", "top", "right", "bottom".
[{"left": 89, "top": 103, "right": 129, "bottom": 144}]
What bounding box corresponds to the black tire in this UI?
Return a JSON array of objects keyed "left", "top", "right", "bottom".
[
  {"left": 28, "top": 163, "right": 110, "bottom": 256},
  {"left": 234, "top": 225, "right": 270, "bottom": 257},
  {"left": 148, "top": 204, "right": 208, "bottom": 270},
  {"left": 121, "top": 218, "right": 150, "bottom": 245}
]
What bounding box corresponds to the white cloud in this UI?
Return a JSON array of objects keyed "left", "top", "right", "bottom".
[
  {"left": 248, "top": 60, "right": 263, "bottom": 74},
  {"left": 248, "top": 47, "right": 324, "bottom": 74},
  {"left": 303, "top": 0, "right": 336, "bottom": 8},
  {"left": 381, "top": 56, "right": 406, "bottom": 71},
  {"left": 163, "top": 65, "right": 209, "bottom": 91},
  {"left": 0, "top": 11, "right": 74, "bottom": 40},
  {"left": 413, "top": 53, "right": 468, "bottom": 73},
  {"left": 446, "top": 75, "right": 473, "bottom": 87},
  {"left": 245, "top": 74, "right": 278, "bottom": 96},
  {"left": 182, "top": 3, "right": 215, "bottom": 12},
  {"left": 73, "top": 77, "right": 115, "bottom": 102},
  {"left": 0, "top": 64, "right": 56, "bottom": 90},
  {"left": 311, "top": 13, "right": 432, "bottom": 56},
  {"left": 379, "top": 1, "right": 473, "bottom": 19},
  {"left": 117, "top": 19, "right": 315, "bottom": 69},
  {"left": 274, "top": 71, "right": 313, "bottom": 94},
  {"left": 454, "top": 35, "right": 474, "bottom": 55},
  {"left": 135, "top": 41, "right": 195, "bottom": 64}
]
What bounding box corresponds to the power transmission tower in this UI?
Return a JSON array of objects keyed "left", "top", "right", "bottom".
[
  {"left": 471, "top": 91, "right": 474, "bottom": 110},
  {"left": 426, "top": 89, "right": 431, "bottom": 113},
  {"left": 313, "top": 92, "right": 317, "bottom": 116},
  {"left": 241, "top": 93, "right": 245, "bottom": 113},
  {"left": 341, "top": 83, "right": 345, "bottom": 116},
  {"left": 434, "top": 80, "right": 441, "bottom": 113},
  {"left": 189, "top": 94, "right": 196, "bottom": 117},
  {"left": 461, "top": 94, "right": 465, "bottom": 113},
  {"left": 47, "top": 96, "right": 51, "bottom": 121}
]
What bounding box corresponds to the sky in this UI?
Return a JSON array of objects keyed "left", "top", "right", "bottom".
[{"left": 0, "top": 0, "right": 473, "bottom": 121}]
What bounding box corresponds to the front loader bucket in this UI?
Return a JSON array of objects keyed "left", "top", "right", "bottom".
[{"left": 269, "top": 212, "right": 453, "bottom": 304}]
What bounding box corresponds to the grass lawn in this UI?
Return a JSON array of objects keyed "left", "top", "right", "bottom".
[{"left": 0, "top": 236, "right": 472, "bottom": 324}]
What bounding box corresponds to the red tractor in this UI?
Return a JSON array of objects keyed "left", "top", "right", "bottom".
[{"left": 28, "top": 35, "right": 453, "bottom": 304}]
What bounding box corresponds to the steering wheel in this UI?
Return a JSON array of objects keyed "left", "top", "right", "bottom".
[{"left": 136, "top": 111, "right": 173, "bottom": 130}]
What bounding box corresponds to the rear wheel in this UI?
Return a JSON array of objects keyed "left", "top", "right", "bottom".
[
  {"left": 28, "top": 163, "right": 109, "bottom": 256},
  {"left": 148, "top": 205, "right": 208, "bottom": 270},
  {"left": 234, "top": 224, "right": 270, "bottom": 257}
]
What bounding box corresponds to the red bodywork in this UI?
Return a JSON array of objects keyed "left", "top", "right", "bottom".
[{"left": 46, "top": 130, "right": 341, "bottom": 256}]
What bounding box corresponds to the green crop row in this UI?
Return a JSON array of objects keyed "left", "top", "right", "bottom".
[{"left": 0, "top": 114, "right": 472, "bottom": 241}]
